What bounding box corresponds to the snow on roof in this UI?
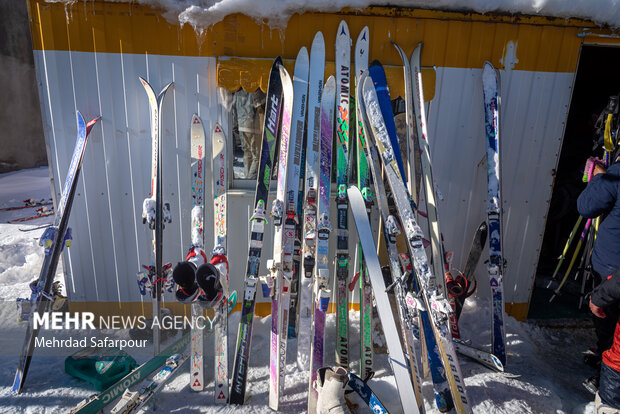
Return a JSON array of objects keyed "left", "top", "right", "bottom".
[{"left": 73, "top": 0, "right": 620, "bottom": 30}]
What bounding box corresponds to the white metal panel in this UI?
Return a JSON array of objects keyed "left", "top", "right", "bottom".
[
  {"left": 428, "top": 67, "right": 573, "bottom": 305},
  {"left": 33, "top": 49, "right": 355, "bottom": 306},
  {"left": 33, "top": 50, "right": 222, "bottom": 304},
  {"left": 32, "top": 48, "right": 573, "bottom": 309}
]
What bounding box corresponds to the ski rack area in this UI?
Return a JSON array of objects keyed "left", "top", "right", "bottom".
[{"left": 8, "top": 2, "right": 620, "bottom": 413}]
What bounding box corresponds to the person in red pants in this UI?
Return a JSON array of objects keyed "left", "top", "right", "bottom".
[{"left": 590, "top": 266, "right": 620, "bottom": 413}]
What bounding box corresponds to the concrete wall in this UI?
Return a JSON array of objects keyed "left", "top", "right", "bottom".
[{"left": 0, "top": 1, "right": 46, "bottom": 173}]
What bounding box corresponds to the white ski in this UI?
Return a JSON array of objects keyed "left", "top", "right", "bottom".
[
  {"left": 189, "top": 114, "right": 206, "bottom": 392},
  {"left": 212, "top": 122, "right": 229, "bottom": 403},
  {"left": 298, "top": 30, "right": 325, "bottom": 374},
  {"left": 348, "top": 185, "right": 421, "bottom": 414}
]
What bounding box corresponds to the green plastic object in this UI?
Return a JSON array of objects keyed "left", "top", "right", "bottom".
[{"left": 65, "top": 347, "right": 137, "bottom": 391}]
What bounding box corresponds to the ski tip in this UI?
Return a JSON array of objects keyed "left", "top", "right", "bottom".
[
  {"left": 192, "top": 113, "right": 201, "bottom": 125},
  {"left": 324, "top": 75, "right": 335, "bottom": 90},
  {"left": 356, "top": 26, "right": 369, "bottom": 43},
  {"left": 213, "top": 122, "right": 223, "bottom": 134},
  {"left": 483, "top": 61, "right": 495, "bottom": 72},
  {"left": 76, "top": 110, "right": 85, "bottom": 125},
  {"left": 273, "top": 56, "right": 283, "bottom": 67},
  {"left": 337, "top": 19, "right": 349, "bottom": 37},
  {"left": 159, "top": 81, "right": 174, "bottom": 99},
  {"left": 312, "top": 30, "right": 324, "bottom": 45},
  {"left": 279, "top": 64, "right": 293, "bottom": 91},
  {"left": 294, "top": 47, "right": 310, "bottom": 82},
  {"left": 85, "top": 116, "right": 101, "bottom": 135},
  {"left": 297, "top": 46, "right": 308, "bottom": 60}
]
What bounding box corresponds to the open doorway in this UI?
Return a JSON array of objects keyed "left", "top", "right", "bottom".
[{"left": 529, "top": 45, "right": 620, "bottom": 320}]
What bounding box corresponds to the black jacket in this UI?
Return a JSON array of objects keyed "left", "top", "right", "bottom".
[
  {"left": 592, "top": 267, "right": 620, "bottom": 308},
  {"left": 577, "top": 163, "right": 620, "bottom": 276}
]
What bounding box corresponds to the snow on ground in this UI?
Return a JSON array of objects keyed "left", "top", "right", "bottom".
[
  {"left": 52, "top": 0, "right": 620, "bottom": 30},
  {"left": 0, "top": 168, "right": 603, "bottom": 413}
]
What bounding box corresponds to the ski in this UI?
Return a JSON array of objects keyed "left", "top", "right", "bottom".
[
  {"left": 69, "top": 295, "right": 237, "bottom": 414},
  {"left": 230, "top": 57, "right": 284, "bottom": 405},
  {"left": 335, "top": 19, "right": 351, "bottom": 369},
  {"left": 110, "top": 353, "right": 189, "bottom": 414},
  {"left": 409, "top": 44, "right": 448, "bottom": 300},
  {"left": 346, "top": 372, "right": 390, "bottom": 414},
  {"left": 212, "top": 122, "right": 229, "bottom": 403},
  {"left": 70, "top": 333, "right": 190, "bottom": 414},
  {"left": 482, "top": 61, "right": 507, "bottom": 366},
  {"left": 348, "top": 185, "right": 421, "bottom": 413},
  {"left": 12, "top": 111, "right": 100, "bottom": 394},
  {"left": 0, "top": 198, "right": 52, "bottom": 212},
  {"left": 8, "top": 209, "right": 54, "bottom": 223},
  {"left": 453, "top": 339, "right": 504, "bottom": 373},
  {"left": 266, "top": 61, "right": 295, "bottom": 411},
  {"left": 392, "top": 43, "right": 419, "bottom": 206},
  {"left": 275, "top": 48, "right": 308, "bottom": 408},
  {"left": 362, "top": 73, "right": 472, "bottom": 413},
  {"left": 454, "top": 221, "right": 487, "bottom": 319},
  {"left": 297, "top": 30, "right": 325, "bottom": 373},
  {"left": 187, "top": 114, "right": 207, "bottom": 392},
  {"left": 18, "top": 224, "right": 52, "bottom": 232},
  {"left": 354, "top": 25, "right": 373, "bottom": 380},
  {"left": 356, "top": 70, "right": 426, "bottom": 412},
  {"left": 308, "top": 75, "right": 335, "bottom": 414},
  {"left": 367, "top": 58, "right": 452, "bottom": 411},
  {"left": 139, "top": 77, "right": 174, "bottom": 355}
]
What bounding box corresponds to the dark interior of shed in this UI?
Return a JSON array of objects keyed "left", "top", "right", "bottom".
[{"left": 529, "top": 45, "right": 620, "bottom": 320}]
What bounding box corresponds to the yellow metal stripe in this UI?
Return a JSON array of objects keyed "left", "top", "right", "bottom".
[
  {"left": 69, "top": 301, "right": 360, "bottom": 319},
  {"left": 29, "top": 0, "right": 586, "bottom": 73},
  {"left": 217, "top": 57, "right": 436, "bottom": 101}
]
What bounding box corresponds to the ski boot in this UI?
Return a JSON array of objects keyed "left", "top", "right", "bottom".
[
  {"left": 196, "top": 263, "right": 223, "bottom": 308},
  {"left": 172, "top": 261, "right": 199, "bottom": 303},
  {"left": 316, "top": 366, "right": 352, "bottom": 414},
  {"left": 171, "top": 247, "right": 207, "bottom": 303}
]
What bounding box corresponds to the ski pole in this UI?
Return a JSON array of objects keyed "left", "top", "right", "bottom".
[
  {"left": 546, "top": 216, "right": 583, "bottom": 289},
  {"left": 549, "top": 218, "right": 592, "bottom": 302}
]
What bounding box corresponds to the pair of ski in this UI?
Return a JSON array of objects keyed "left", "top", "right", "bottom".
[
  {"left": 262, "top": 48, "right": 308, "bottom": 411},
  {"left": 12, "top": 111, "right": 100, "bottom": 394},
  {"left": 356, "top": 60, "right": 473, "bottom": 412},
  {"left": 188, "top": 116, "right": 230, "bottom": 402},
  {"left": 7, "top": 207, "right": 54, "bottom": 223},
  {"left": 229, "top": 57, "right": 293, "bottom": 407},
  {"left": 110, "top": 353, "right": 188, "bottom": 414},
  {"left": 169, "top": 115, "right": 231, "bottom": 402},
  {"left": 392, "top": 44, "right": 507, "bottom": 368},
  {"left": 0, "top": 198, "right": 52, "bottom": 212},
  {"left": 228, "top": 50, "right": 320, "bottom": 410},
  {"left": 71, "top": 294, "right": 238, "bottom": 414}
]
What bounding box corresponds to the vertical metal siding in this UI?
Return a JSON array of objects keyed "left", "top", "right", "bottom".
[
  {"left": 28, "top": 6, "right": 582, "bottom": 314},
  {"left": 33, "top": 51, "right": 574, "bottom": 308},
  {"left": 428, "top": 67, "right": 573, "bottom": 305},
  {"left": 33, "top": 50, "right": 221, "bottom": 304}
]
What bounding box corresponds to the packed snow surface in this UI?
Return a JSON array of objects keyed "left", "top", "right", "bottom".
[
  {"left": 52, "top": 0, "right": 620, "bottom": 30},
  {"left": 0, "top": 168, "right": 603, "bottom": 413}
]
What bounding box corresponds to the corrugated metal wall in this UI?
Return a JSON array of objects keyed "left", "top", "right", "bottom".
[
  {"left": 29, "top": 1, "right": 602, "bottom": 319},
  {"left": 33, "top": 49, "right": 362, "bottom": 308},
  {"left": 427, "top": 67, "right": 573, "bottom": 307},
  {"left": 34, "top": 50, "right": 221, "bottom": 304}
]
